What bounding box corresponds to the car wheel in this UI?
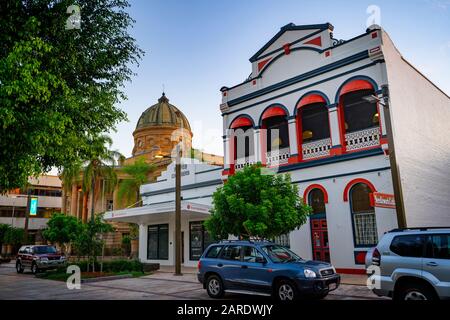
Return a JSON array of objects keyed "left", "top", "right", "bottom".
[
  {"left": 31, "top": 262, "right": 39, "bottom": 275},
  {"left": 276, "top": 280, "right": 298, "bottom": 301},
  {"left": 16, "top": 261, "right": 24, "bottom": 274},
  {"left": 206, "top": 275, "right": 224, "bottom": 299},
  {"left": 397, "top": 283, "right": 436, "bottom": 301}
]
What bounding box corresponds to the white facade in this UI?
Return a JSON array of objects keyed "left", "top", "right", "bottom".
[{"left": 105, "top": 23, "right": 450, "bottom": 272}]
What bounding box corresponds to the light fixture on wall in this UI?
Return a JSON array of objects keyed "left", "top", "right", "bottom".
[{"left": 302, "top": 130, "right": 313, "bottom": 140}]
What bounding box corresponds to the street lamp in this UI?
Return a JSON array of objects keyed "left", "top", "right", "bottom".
[
  {"left": 154, "top": 144, "right": 183, "bottom": 276},
  {"left": 363, "top": 85, "right": 407, "bottom": 229}
]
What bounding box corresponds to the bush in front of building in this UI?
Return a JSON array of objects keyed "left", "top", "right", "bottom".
[{"left": 205, "top": 165, "right": 312, "bottom": 240}]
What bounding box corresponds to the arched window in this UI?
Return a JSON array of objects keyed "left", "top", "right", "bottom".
[
  {"left": 261, "top": 106, "right": 290, "bottom": 166},
  {"left": 230, "top": 116, "right": 255, "bottom": 169},
  {"left": 297, "top": 96, "right": 331, "bottom": 160},
  {"left": 350, "top": 183, "right": 378, "bottom": 246},
  {"left": 341, "top": 89, "right": 379, "bottom": 133},
  {"left": 309, "top": 189, "right": 326, "bottom": 215},
  {"left": 338, "top": 79, "right": 381, "bottom": 152}
]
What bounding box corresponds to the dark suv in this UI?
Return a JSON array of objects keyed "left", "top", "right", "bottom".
[
  {"left": 16, "top": 245, "right": 66, "bottom": 274},
  {"left": 197, "top": 240, "right": 340, "bottom": 300}
]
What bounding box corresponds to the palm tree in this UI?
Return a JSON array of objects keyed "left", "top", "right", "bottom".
[
  {"left": 117, "top": 157, "right": 155, "bottom": 208},
  {"left": 81, "top": 135, "right": 124, "bottom": 222},
  {"left": 60, "top": 161, "right": 82, "bottom": 214}
]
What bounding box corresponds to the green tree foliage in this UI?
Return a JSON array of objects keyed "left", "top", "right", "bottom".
[
  {"left": 3, "top": 227, "right": 25, "bottom": 246},
  {"left": 118, "top": 158, "right": 155, "bottom": 207},
  {"left": 42, "top": 213, "right": 81, "bottom": 250},
  {"left": 72, "top": 213, "right": 114, "bottom": 270},
  {"left": 0, "top": 0, "right": 143, "bottom": 192},
  {"left": 205, "top": 165, "right": 311, "bottom": 240}
]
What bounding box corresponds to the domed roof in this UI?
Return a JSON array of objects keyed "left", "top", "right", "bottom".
[{"left": 135, "top": 93, "right": 191, "bottom": 131}]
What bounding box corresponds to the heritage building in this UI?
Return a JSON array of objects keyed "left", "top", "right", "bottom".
[
  {"left": 63, "top": 94, "right": 222, "bottom": 250},
  {"left": 105, "top": 23, "right": 450, "bottom": 272}
]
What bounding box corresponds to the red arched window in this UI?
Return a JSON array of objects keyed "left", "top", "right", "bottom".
[
  {"left": 338, "top": 79, "right": 381, "bottom": 153},
  {"left": 260, "top": 106, "right": 290, "bottom": 165},
  {"left": 296, "top": 94, "right": 331, "bottom": 161}
]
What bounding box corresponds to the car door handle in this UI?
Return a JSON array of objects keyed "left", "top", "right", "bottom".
[
  {"left": 217, "top": 263, "right": 223, "bottom": 268},
  {"left": 426, "top": 262, "right": 438, "bottom": 267}
]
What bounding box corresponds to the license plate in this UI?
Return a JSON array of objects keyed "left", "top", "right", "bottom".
[{"left": 328, "top": 283, "right": 337, "bottom": 291}]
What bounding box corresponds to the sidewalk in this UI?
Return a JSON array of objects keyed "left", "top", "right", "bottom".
[{"left": 153, "top": 266, "right": 368, "bottom": 286}]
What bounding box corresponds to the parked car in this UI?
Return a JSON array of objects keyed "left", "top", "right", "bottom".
[
  {"left": 16, "top": 245, "right": 66, "bottom": 274},
  {"left": 365, "top": 227, "right": 450, "bottom": 300},
  {"left": 197, "top": 240, "right": 340, "bottom": 301}
]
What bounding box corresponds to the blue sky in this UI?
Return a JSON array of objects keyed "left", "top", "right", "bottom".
[{"left": 109, "top": 0, "right": 450, "bottom": 157}]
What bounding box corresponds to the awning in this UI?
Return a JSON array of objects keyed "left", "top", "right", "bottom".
[{"left": 103, "top": 201, "right": 211, "bottom": 224}]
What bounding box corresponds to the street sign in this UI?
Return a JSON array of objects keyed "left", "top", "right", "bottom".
[{"left": 29, "top": 197, "right": 38, "bottom": 216}]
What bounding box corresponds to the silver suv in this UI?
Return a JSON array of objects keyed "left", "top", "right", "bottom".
[{"left": 365, "top": 227, "right": 450, "bottom": 300}]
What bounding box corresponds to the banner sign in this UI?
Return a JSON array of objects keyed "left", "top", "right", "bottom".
[
  {"left": 29, "top": 197, "right": 38, "bottom": 216},
  {"left": 370, "top": 192, "right": 396, "bottom": 209}
]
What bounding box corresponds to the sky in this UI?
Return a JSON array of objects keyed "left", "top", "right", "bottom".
[{"left": 108, "top": 0, "right": 450, "bottom": 158}]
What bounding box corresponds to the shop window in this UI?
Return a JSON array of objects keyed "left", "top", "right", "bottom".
[
  {"left": 350, "top": 183, "right": 378, "bottom": 247},
  {"left": 341, "top": 89, "right": 379, "bottom": 133},
  {"left": 299, "top": 103, "right": 330, "bottom": 143},
  {"left": 189, "top": 221, "right": 214, "bottom": 261},
  {"left": 147, "top": 224, "right": 168, "bottom": 260}
]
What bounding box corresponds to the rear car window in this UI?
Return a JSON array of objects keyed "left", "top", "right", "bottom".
[
  {"left": 390, "top": 235, "right": 425, "bottom": 257},
  {"left": 205, "top": 246, "right": 223, "bottom": 258},
  {"left": 220, "top": 245, "right": 241, "bottom": 261},
  {"left": 430, "top": 234, "right": 450, "bottom": 259}
]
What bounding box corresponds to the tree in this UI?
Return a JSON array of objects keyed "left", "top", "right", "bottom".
[
  {"left": 205, "top": 165, "right": 311, "bottom": 240},
  {"left": 0, "top": 0, "right": 143, "bottom": 193},
  {"left": 42, "top": 213, "right": 82, "bottom": 253},
  {"left": 81, "top": 134, "right": 123, "bottom": 221},
  {"left": 118, "top": 158, "right": 155, "bottom": 208},
  {"left": 73, "top": 213, "right": 114, "bottom": 271}
]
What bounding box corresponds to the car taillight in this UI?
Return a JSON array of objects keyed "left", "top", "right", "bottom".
[
  {"left": 372, "top": 248, "right": 381, "bottom": 266},
  {"left": 197, "top": 260, "right": 202, "bottom": 270}
]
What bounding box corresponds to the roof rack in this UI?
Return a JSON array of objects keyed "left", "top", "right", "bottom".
[{"left": 388, "top": 227, "right": 450, "bottom": 233}]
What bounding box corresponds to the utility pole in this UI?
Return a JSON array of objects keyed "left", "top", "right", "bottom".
[
  {"left": 174, "top": 144, "right": 182, "bottom": 276},
  {"left": 24, "top": 189, "right": 31, "bottom": 243},
  {"left": 380, "top": 85, "right": 407, "bottom": 228}
]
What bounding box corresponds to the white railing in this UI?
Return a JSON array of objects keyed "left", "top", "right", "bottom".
[
  {"left": 265, "top": 148, "right": 290, "bottom": 166},
  {"left": 302, "top": 138, "right": 332, "bottom": 160},
  {"left": 345, "top": 127, "right": 380, "bottom": 152},
  {"left": 235, "top": 158, "right": 257, "bottom": 170}
]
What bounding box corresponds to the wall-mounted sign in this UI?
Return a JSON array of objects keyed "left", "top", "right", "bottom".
[
  {"left": 29, "top": 197, "right": 38, "bottom": 216},
  {"left": 370, "top": 192, "right": 396, "bottom": 209}
]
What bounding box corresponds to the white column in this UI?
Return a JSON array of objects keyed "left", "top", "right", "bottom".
[
  {"left": 328, "top": 105, "right": 342, "bottom": 147},
  {"left": 377, "top": 93, "right": 387, "bottom": 136},
  {"left": 253, "top": 128, "right": 261, "bottom": 163},
  {"left": 223, "top": 133, "right": 230, "bottom": 170},
  {"left": 287, "top": 117, "right": 298, "bottom": 155}
]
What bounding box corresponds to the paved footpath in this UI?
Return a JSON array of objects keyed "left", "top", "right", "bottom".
[{"left": 0, "top": 262, "right": 385, "bottom": 300}]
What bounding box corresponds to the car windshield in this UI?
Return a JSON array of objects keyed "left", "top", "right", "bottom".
[
  {"left": 261, "top": 245, "right": 302, "bottom": 263},
  {"left": 33, "top": 246, "right": 57, "bottom": 254}
]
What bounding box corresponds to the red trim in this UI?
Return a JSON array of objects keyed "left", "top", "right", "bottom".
[
  {"left": 340, "top": 79, "right": 374, "bottom": 96},
  {"left": 380, "top": 137, "right": 388, "bottom": 145},
  {"left": 261, "top": 106, "right": 287, "bottom": 120},
  {"left": 257, "top": 58, "right": 271, "bottom": 72},
  {"left": 297, "top": 94, "right": 327, "bottom": 109},
  {"left": 288, "top": 155, "right": 299, "bottom": 164},
  {"left": 230, "top": 116, "right": 252, "bottom": 129},
  {"left": 343, "top": 178, "right": 377, "bottom": 202},
  {"left": 305, "top": 36, "right": 322, "bottom": 47},
  {"left": 303, "top": 184, "right": 329, "bottom": 204},
  {"left": 283, "top": 43, "right": 291, "bottom": 55},
  {"left": 335, "top": 268, "right": 366, "bottom": 275}
]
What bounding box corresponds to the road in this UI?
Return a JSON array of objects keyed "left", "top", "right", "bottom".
[{"left": 0, "top": 262, "right": 385, "bottom": 300}]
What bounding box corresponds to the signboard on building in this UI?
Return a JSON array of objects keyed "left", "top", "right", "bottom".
[
  {"left": 370, "top": 192, "right": 396, "bottom": 209},
  {"left": 29, "top": 197, "right": 38, "bottom": 216}
]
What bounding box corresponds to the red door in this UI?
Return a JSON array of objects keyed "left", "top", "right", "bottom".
[{"left": 311, "top": 218, "right": 330, "bottom": 262}]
